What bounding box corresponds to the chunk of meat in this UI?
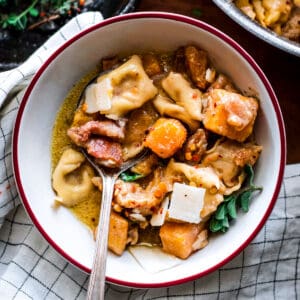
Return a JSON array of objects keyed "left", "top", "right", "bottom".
[
  {"left": 202, "top": 139, "right": 262, "bottom": 186},
  {"left": 173, "top": 46, "right": 186, "bottom": 73},
  {"left": 67, "top": 119, "right": 126, "bottom": 146},
  {"left": 86, "top": 138, "right": 123, "bottom": 168},
  {"left": 142, "top": 54, "right": 162, "bottom": 77},
  {"left": 208, "top": 74, "right": 238, "bottom": 93},
  {"left": 114, "top": 167, "right": 170, "bottom": 215},
  {"left": 130, "top": 153, "right": 159, "bottom": 177},
  {"left": 183, "top": 128, "right": 208, "bottom": 163},
  {"left": 185, "top": 45, "right": 208, "bottom": 90},
  {"left": 122, "top": 103, "right": 159, "bottom": 160},
  {"left": 203, "top": 89, "right": 259, "bottom": 142}
]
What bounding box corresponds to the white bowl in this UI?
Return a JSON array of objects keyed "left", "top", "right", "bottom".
[{"left": 12, "top": 12, "right": 286, "bottom": 288}]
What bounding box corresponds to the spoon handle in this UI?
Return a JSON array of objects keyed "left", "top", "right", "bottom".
[{"left": 87, "top": 174, "right": 116, "bottom": 300}]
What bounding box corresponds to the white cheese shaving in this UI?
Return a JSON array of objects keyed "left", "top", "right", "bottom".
[
  {"left": 168, "top": 182, "right": 206, "bottom": 223},
  {"left": 150, "top": 197, "right": 170, "bottom": 226},
  {"left": 84, "top": 78, "right": 112, "bottom": 113}
]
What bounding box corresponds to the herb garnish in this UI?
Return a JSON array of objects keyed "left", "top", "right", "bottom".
[
  {"left": 120, "top": 171, "right": 144, "bottom": 182},
  {"left": 209, "top": 164, "right": 263, "bottom": 233}
]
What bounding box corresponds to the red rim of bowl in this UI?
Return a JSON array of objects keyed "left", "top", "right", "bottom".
[{"left": 12, "top": 11, "right": 286, "bottom": 288}]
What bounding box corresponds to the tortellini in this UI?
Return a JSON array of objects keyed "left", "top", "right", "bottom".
[
  {"left": 166, "top": 159, "right": 222, "bottom": 192},
  {"left": 52, "top": 148, "right": 95, "bottom": 207},
  {"left": 95, "top": 55, "right": 158, "bottom": 119},
  {"left": 161, "top": 72, "right": 203, "bottom": 121},
  {"left": 153, "top": 94, "right": 200, "bottom": 131}
]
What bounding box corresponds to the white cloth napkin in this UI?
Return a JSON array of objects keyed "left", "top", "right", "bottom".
[{"left": 0, "top": 12, "right": 299, "bottom": 299}]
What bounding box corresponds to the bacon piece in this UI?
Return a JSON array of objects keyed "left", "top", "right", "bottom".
[
  {"left": 86, "top": 138, "right": 123, "bottom": 168},
  {"left": 67, "top": 119, "right": 126, "bottom": 146}
]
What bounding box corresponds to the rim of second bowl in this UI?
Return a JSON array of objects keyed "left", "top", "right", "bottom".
[
  {"left": 12, "top": 11, "right": 286, "bottom": 288},
  {"left": 213, "top": 0, "right": 300, "bottom": 57}
]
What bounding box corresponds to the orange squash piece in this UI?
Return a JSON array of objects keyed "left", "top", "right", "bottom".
[
  {"left": 203, "top": 89, "right": 258, "bottom": 142},
  {"left": 159, "top": 222, "right": 201, "bottom": 259},
  {"left": 144, "top": 118, "right": 187, "bottom": 158},
  {"left": 108, "top": 211, "right": 128, "bottom": 256}
]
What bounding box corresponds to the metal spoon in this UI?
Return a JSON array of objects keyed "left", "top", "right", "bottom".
[
  {"left": 74, "top": 68, "right": 148, "bottom": 299},
  {"left": 84, "top": 150, "right": 147, "bottom": 300}
]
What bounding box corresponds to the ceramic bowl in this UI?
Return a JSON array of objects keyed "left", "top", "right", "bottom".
[
  {"left": 213, "top": 0, "right": 300, "bottom": 57},
  {"left": 12, "top": 12, "right": 286, "bottom": 288}
]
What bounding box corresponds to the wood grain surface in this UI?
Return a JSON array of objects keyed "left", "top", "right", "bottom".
[{"left": 136, "top": 0, "right": 300, "bottom": 164}]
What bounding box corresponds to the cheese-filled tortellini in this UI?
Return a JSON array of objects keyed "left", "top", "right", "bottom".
[
  {"left": 162, "top": 72, "right": 203, "bottom": 121},
  {"left": 84, "top": 55, "right": 158, "bottom": 119},
  {"left": 153, "top": 94, "right": 200, "bottom": 131},
  {"left": 52, "top": 148, "right": 95, "bottom": 207}
]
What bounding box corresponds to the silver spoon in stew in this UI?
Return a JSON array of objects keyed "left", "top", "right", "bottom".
[
  {"left": 68, "top": 67, "right": 149, "bottom": 300},
  {"left": 84, "top": 150, "right": 147, "bottom": 300}
]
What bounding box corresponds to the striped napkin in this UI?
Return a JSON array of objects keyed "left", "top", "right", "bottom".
[{"left": 0, "top": 12, "right": 299, "bottom": 299}]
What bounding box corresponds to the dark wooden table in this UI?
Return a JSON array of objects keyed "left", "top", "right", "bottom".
[{"left": 136, "top": 0, "right": 300, "bottom": 164}]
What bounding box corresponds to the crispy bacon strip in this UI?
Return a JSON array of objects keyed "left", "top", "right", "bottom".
[
  {"left": 67, "top": 119, "right": 126, "bottom": 146},
  {"left": 86, "top": 138, "right": 123, "bottom": 168}
]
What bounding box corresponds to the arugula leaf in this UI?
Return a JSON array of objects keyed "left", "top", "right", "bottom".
[
  {"left": 209, "top": 164, "right": 262, "bottom": 233},
  {"left": 120, "top": 171, "right": 144, "bottom": 182}
]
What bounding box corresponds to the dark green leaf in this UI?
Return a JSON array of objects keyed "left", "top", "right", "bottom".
[
  {"left": 120, "top": 172, "right": 144, "bottom": 182},
  {"left": 215, "top": 203, "right": 226, "bottom": 220},
  {"left": 223, "top": 194, "right": 236, "bottom": 203},
  {"left": 222, "top": 215, "right": 229, "bottom": 229},
  {"left": 240, "top": 190, "right": 252, "bottom": 212},
  {"left": 245, "top": 164, "right": 255, "bottom": 186},
  {"left": 227, "top": 197, "right": 237, "bottom": 219},
  {"left": 209, "top": 217, "right": 223, "bottom": 232},
  {"left": 209, "top": 163, "right": 263, "bottom": 234}
]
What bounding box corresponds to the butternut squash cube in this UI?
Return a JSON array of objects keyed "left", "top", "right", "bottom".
[
  {"left": 159, "top": 222, "right": 200, "bottom": 259},
  {"left": 144, "top": 118, "right": 187, "bottom": 158},
  {"left": 108, "top": 211, "right": 128, "bottom": 256},
  {"left": 203, "top": 89, "right": 258, "bottom": 142}
]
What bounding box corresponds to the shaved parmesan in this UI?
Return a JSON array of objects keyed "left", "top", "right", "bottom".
[
  {"left": 150, "top": 197, "right": 170, "bottom": 226},
  {"left": 128, "top": 245, "right": 182, "bottom": 273},
  {"left": 84, "top": 78, "right": 112, "bottom": 113},
  {"left": 168, "top": 182, "right": 206, "bottom": 223}
]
